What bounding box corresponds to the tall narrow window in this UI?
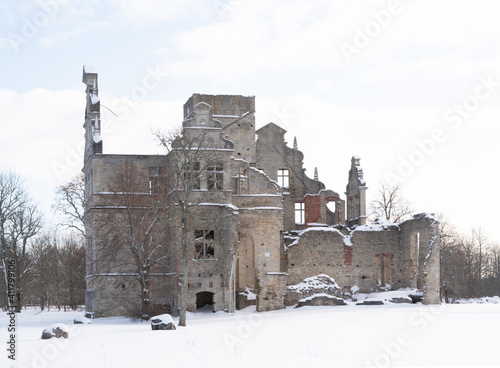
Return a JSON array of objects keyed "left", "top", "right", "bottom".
[
  {"left": 277, "top": 169, "right": 289, "bottom": 188},
  {"left": 234, "top": 168, "right": 248, "bottom": 194},
  {"left": 207, "top": 162, "right": 223, "bottom": 190},
  {"left": 414, "top": 232, "right": 421, "bottom": 289},
  {"left": 194, "top": 230, "right": 215, "bottom": 259},
  {"left": 295, "top": 202, "right": 305, "bottom": 224},
  {"left": 148, "top": 166, "right": 166, "bottom": 194},
  {"left": 184, "top": 162, "right": 201, "bottom": 190}
]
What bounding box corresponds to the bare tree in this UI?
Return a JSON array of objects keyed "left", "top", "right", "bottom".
[
  {"left": 0, "top": 172, "right": 42, "bottom": 312},
  {"left": 472, "top": 227, "right": 487, "bottom": 282},
  {"left": 58, "top": 233, "right": 86, "bottom": 310},
  {"left": 27, "top": 233, "right": 57, "bottom": 310},
  {"left": 92, "top": 159, "right": 170, "bottom": 319},
  {"left": 370, "top": 183, "right": 413, "bottom": 223},
  {"left": 25, "top": 231, "right": 86, "bottom": 311},
  {"left": 440, "top": 223, "right": 500, "bottom": 300},
  {"left": 155, "top": 129, "right": 226, "bottom": 327},
  {"left": 53, "top": 173, "right": 85, "bottom": 238},
  {"left": 483, "top": 242, "right": 500, "bottom": 297}
]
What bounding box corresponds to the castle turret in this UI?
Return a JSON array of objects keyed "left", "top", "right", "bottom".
[{"left": 82, "top": 65, "right": 102, "bottom": 161}]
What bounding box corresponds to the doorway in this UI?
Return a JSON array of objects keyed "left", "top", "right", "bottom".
[{"left": 196, "top": 291, "right": 214, "bottom": 312}]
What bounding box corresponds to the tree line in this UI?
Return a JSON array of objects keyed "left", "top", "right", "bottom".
[
  {"left": 0, "top": 172, "right": 85, "bottom": 311},
  {"left": 371, "top": 183, "right": 500, "bottom": 301},
  {"left": 440, "top": 223, "right": 500, "bottom": 301}
]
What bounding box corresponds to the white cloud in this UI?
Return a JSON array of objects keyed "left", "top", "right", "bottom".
[
  {"left": 153, "top": 0, "right": 500, "bottom": 95},
  {"left": 0, "top": 38, "right": 11, "bottom": 49},
  {"left": 3, "top": 0, "right": 500, "bottom": 241},
  {"left": 108, "top": 0, "right": 212, "bottom": 24}
]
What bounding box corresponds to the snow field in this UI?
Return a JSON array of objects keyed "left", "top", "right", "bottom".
[{"left": 1, "top": 302, "right": 499, "bottom": 368}]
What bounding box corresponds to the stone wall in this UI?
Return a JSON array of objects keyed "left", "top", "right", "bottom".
[
  {"left": 86, "top": 275, "right": 140, "bottom": 317},
  {"left": 285, "top": 218, "right": 440, "bottom": 305},
  {"left": 84, "top": 154, "right": 167, "bottom": 204},
  {"left": 86, "top": 274, "right": 176, "bottom": 317},
  {"left": 286, "top": 225, "right": 402, "bottom": 299},
  {"left": 256, "top": 272, "right": 288, "bottom": 312},
  {"left": 182, "top": 205, "right": 239, "bottom": 313},
  {"left": 399, "top": 213, "right": 440, "bottom": 304},
  {"left": 183, "top": 94, "right": 256, "bottom": 164},
  {"left": 255, "top": 123, "right": 342, "bottom": 231}
]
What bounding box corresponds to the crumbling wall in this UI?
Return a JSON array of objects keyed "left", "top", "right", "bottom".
[
  {"left": 230, "top": 157, "right": 284, "bottom": 309},
  {"left": 257, "top": 272, "right": 288, "bottom": 312},
  {"left": 400, "top": 213, "right": 440, "bottom": 304},
  {"left": 255, "top": 123, "right": 326, "bottom": 231},
  {"left": 286, "top": 225, "right": 401, "bottom": 301},
  {"left": 304, "top": 189, "right": 344, "bottom": 227}
]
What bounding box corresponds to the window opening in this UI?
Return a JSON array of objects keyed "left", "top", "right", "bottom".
[
  {"left": 149, "top": 166, "right": 166, "bottom": 194},
  {"left": 207, "top": 163, "right": 223, "bottom": 190},
  {"left": 235, "top": 168, "right": 248, "bottom": 194},
  {"left": 184, "top": 161, "right": 201, "bottom": 190},
  {"left": 195, "top": 230, "right": 215, "bottom": 259},
  {"left": 277, "top": 169, "right": 289, "bottom": 188},
  {"left": 295, "top": 202, "right": 305, "bottom": 224}
]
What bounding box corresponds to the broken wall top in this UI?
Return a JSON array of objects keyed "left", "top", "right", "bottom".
[{"left": 183, "top": 94, "right": 255, "bottom": 118}]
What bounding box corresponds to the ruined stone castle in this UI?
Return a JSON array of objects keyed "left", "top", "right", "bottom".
[{"left": 82, "top": 66, "right": 440, "bottom": 317}]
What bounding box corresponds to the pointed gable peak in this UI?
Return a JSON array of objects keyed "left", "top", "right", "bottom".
[
  {"left": 193, "top": 101, "right": 213, "bottom": 111},
  {"left": 256, "top": 122, "right": 287, "bottom": 135}
]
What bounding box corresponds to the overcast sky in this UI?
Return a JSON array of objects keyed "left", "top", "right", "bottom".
[{"left": 1, "top": 0, "right": 499, "bottom": 243}]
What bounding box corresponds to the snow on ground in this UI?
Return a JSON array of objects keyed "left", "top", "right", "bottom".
[
  {"left": 354, "top": 288, "right": 421, "bottom": 304},
  {"left": 454, "top": 296, "right": 500, "bottom": 304},
  {"left": 1, "top": 299, "right": 500, "bottom": 368}
]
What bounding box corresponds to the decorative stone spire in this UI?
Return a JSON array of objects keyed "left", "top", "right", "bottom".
[
  {"left": 345, "top": 156, "right": 368, "bottom": 228},
  {"left": 314, "top": 167, "right": 319, "bottom": 181},
  {"left": 293, "top": 136, "right": 298, "bottom": 150}
]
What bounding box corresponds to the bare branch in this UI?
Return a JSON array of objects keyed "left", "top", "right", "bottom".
[
  {"left": 53, "top": 173, "right": 85, "bottom": 238},
  {"left": 370, "top": 183, "right": 413, "bottom": 223}
]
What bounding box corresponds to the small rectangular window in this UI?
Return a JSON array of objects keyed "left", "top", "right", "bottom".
[
  {"left": 207, "top": 163, "right": 224, "bottom": 190},
  {"left": 295, "top": 202, "right": 305, "bottom": 224},
  {"left": 194, "top": 230, "right": 215, "bottom": 259},
  {"left": 277, "top": 169, "right": 289, "bottom": 188}
]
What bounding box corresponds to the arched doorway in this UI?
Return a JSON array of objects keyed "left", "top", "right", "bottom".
[{"left": 196, "top": 291, "right": 214, "bottom": 312}]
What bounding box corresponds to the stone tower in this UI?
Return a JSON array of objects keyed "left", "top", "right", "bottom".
[
  {"left": 345, "top": 156, "right": 367, "bottom": 227},
  {"left": 82, "top": 65, "right": 102, "bottom": 161}
]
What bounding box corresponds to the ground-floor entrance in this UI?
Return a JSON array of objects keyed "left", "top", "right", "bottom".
[{"left": 196, "top": 291, "right": 214, "bottom": 311}]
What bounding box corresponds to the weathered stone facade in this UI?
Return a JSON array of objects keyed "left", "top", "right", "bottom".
[
  {"left": 285, "top": 215, "right": 440, "bottom": 305},
  {"left": 82, "top": 66, "right": 440, "bottom": 317}
]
